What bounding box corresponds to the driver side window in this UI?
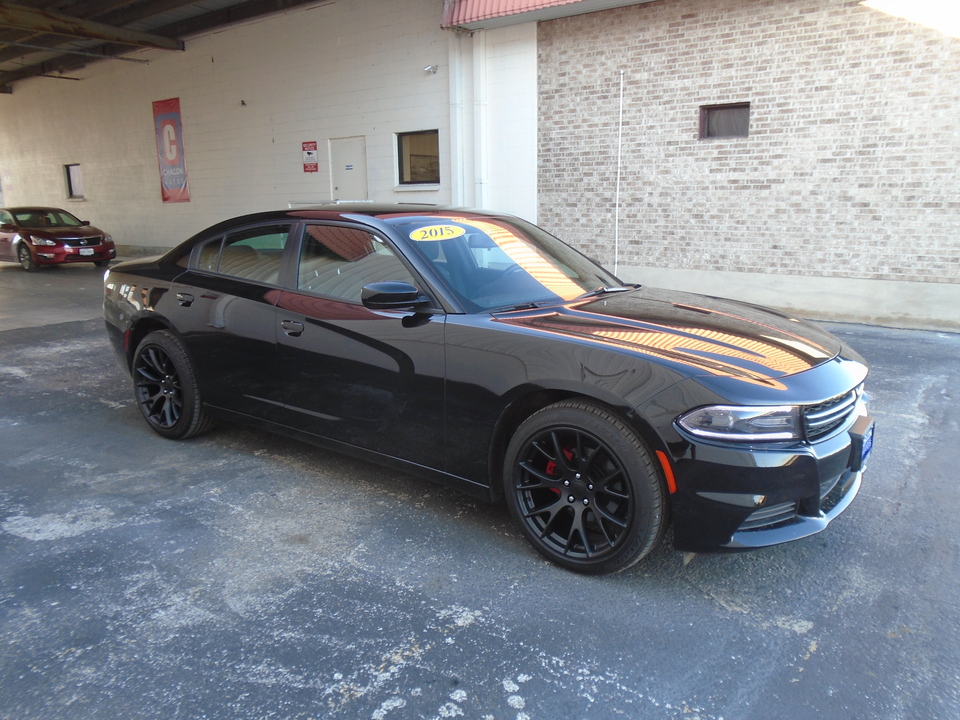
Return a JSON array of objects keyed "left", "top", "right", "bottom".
[{"left": 297, "top": 225, "right": 415, "bottom": 303}]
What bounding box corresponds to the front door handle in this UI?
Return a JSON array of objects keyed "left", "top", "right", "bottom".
[
  {"left": 176, "top": 292, "right": 195, "bottom": 307},
  {"left": 281, "top": 320, "right": 304, "bottom": 337}
]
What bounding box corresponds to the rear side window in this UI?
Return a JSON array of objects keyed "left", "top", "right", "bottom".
[
  {"left": 297, "top": 224, "right": 415, "bottom": 303},
  {"left": 193, "top": 224, "right": 291, "bottom": 284}
]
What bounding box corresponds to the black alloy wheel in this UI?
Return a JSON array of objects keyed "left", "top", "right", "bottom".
[
  {"left": 133, "top": 330, "right": 212, "bottom": 440},
  {"left": 504, "top": 401, "right": 665, "bottom": 574},
  {"left": 17, "top": 244, "right": 37, "bottom": 271}
]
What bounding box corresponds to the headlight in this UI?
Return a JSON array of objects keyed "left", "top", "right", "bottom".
[
  {"left": 29, "top": 237, "right": 58, "bottom": 246},
  {"left": 677, "top": 405, "right": 801, "bottom": 442},
  {"left": 105, "top": 234, "right": 113, "bottom": 243}
]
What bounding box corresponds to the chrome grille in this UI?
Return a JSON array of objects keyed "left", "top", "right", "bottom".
[
  {"left": 803, "top": 386, "right": 860, "bottom": 441},
  {"left": 63, "top": 236, "right": 102, "bottom": 247}
]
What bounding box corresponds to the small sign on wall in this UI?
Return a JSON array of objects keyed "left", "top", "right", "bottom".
[{"left": 302, "top": 141, "right": 318, "bottom": 173}]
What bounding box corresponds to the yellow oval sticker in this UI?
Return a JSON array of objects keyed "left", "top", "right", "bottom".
[{"left": 409, "top": 225, "right": 466, "bottom": 242}]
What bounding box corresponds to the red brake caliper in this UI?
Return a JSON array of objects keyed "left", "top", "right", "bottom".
[{"left": 545, "top": 447, "right": 576, "bottom": 496}]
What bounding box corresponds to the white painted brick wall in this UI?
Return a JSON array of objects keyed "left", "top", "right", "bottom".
[{"left": 0, "top": 0, "right": 456, "bottom": 249}]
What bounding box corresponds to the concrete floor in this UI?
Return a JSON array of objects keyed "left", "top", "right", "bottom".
[{"left": 1, "top": 260, "right": 959, "bottom": 720}]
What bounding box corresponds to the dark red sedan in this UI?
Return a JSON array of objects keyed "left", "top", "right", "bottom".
[{"left": 0, "top": 206, "right": 116, "bottom": 271}]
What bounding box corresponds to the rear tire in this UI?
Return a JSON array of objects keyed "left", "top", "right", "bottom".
[
  {"left": 94, "top": 259, "right": 111, "bottom": 268},
  {"left": 17, "top": 244, "right": 37, "bottom": 272},
  {"left": 504, "top": 400, "right": 665, "bottom": 574},
  {"left": 132, "top": 330, "right": 213, "bottom": 439}
]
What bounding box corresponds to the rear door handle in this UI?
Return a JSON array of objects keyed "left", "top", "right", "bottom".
[
  {"left": 176, "top": 292, "right": 195, "bottom": 307},
  {"left": 281, "top": 320, "right": 304, "bottom": 337}
]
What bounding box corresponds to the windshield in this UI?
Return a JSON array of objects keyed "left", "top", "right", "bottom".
[
  {"left": 385, "top": 213, "right": 624, "bottom": 312},
  {"left": 13, "top": 209, "right": 83, "bottom": 229}
]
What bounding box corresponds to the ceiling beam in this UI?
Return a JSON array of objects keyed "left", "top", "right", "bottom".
[
  {"left": 0, "top": 0, "right": 198, "bottom": 66},
  {"left": 93, "top": 0, "right": 208, "bottom": 28},
  {"left": 2, "top": 38, "right": 149, "bottom": 62},
  {"left": 0, "top": 0, "right": 327, "bottom": 92},
  {"left": 156, "top": 0, "right": 331, "bottom": 38},
  {"left": 0, "top": 2, "right": 184, "bottom": 50},
  {"left": 59, "top": 0, "right": 151, "bottom": 19}
]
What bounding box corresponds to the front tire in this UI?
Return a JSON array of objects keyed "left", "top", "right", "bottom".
[
  {"left": 504, "top": 401, "right": 665, "bottom": 574},
  {"left": 132, "top": 330, "right": 213, "bottom": 439},
  {"left": 17, "top": 244, "right": 37, "bottom": 272}
]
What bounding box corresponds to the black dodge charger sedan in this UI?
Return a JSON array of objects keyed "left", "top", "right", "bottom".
[{"left": 103, "top": 205, "right": 874, "bottom": 573}]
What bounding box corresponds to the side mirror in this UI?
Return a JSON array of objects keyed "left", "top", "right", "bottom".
[
  {"left": 0, "top": 223, "right": 15, "bottom": 232},
  {"left": 81, "top": 220, "right": 91, "bottom": 226},
  {"left": 361, "top": 281, "right": 429, "bottom": 310}
]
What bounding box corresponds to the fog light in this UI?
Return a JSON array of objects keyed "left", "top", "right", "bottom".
[{"left": 38, "top": 252, "right": 56, "bottom": 259}]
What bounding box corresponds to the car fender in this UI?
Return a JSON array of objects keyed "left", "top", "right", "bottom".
[{"left": 484, "top": 371, "right": 686, "bottom": 502}]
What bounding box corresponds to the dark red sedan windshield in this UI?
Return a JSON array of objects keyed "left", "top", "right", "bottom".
[{"left": 13, "top": 209, "right": 83, "bottom": 229}]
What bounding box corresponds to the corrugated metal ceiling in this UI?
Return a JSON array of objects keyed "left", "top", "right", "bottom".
[{"left": 0, "top": 0, "right": 327, "bottom": 93}]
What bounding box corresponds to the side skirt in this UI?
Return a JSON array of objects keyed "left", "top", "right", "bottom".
[{"left": 205, "top": 405, "right": 495, "bottom": 502}]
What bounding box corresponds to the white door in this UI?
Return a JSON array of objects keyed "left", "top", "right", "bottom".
[{"left": 329, "top": 136, "right": 368, "bottom": 201}]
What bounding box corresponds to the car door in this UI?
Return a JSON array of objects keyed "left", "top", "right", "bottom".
[
  {"left": 0, "top": 210, "right": 16, "bottom": 262},
  {"left": 166, "top": 222, "right": 294, "bottom": 420},
  {"left": 275, "top": 222, "right": 446, "bottom": 470}
]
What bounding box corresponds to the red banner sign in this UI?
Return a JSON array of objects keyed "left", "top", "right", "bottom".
[{"left": 153, "top": 98, "right": 190, "bottom": 203}]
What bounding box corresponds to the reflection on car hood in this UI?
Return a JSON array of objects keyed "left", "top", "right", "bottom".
[
  {"left": 495, "top": 287, "right": 844, "bottom": 388},
  {"left": 24, "top": 226, "right": 104, "bottom": 240}
]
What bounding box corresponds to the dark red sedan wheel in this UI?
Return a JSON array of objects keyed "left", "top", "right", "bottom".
[{"left": 17, "top": 244, "right": 37, "bottom": 272}]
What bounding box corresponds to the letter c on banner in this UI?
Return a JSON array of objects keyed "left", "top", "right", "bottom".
[{"left": 162, "top": 121, "right": 179, "bottom": 164}]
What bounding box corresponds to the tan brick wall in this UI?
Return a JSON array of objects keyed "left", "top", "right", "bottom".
[{"left": 537, "top": 0, "right": 960, "bottom": 286}]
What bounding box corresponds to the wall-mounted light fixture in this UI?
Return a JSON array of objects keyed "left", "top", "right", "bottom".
[{"left": 423, "top": 65, "right": 438, "bottom": 74}]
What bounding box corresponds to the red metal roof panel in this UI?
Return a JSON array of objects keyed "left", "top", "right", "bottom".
[{"left": 441, "top": 0, "right": 586, "bottom": 28}]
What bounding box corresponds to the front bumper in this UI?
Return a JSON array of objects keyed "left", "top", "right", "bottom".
[
  {"left": 666, "top": 409, "right": 874, "bottom": 553},
  {"left": 35, "top": 243, "right": 116, "bottom": 265}
]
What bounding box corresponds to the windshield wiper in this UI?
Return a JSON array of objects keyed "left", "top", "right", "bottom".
[
  {"left": 575, "top": 286, "right": 634, "bottom": 300},
  {"left": 489, "top": 301, "right": 543, "bottom": 313}
]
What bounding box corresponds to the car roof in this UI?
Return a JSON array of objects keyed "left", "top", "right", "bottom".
[
  {"left": 184, "top": 204, "right": 512, "bottom": 237},
  {"left": 285, "top": 203, "right": 501, "bottom": 220}
]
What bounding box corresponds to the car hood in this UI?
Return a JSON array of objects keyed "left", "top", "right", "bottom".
[
  {"left": 495, "top": 286, "right": 845, "bottom": 386},
  {"left": 21, "top": 226, "right": 105, "bottom": 241}
]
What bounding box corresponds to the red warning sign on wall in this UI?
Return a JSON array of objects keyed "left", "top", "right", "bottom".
[
  {"left": 152, "top": 98, "right": 190, "bottom": 203},
  {"left": 302, "top": 141, "right": 318, "bottom": 173}
]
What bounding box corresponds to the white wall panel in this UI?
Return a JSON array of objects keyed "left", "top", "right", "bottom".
[{"left": 482, "top": 24, "right": 538, "bottom": 223}]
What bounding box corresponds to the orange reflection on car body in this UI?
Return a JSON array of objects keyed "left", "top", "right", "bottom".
[{"left": 444, "top": 215, "right": 585, "bottom": 301}]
